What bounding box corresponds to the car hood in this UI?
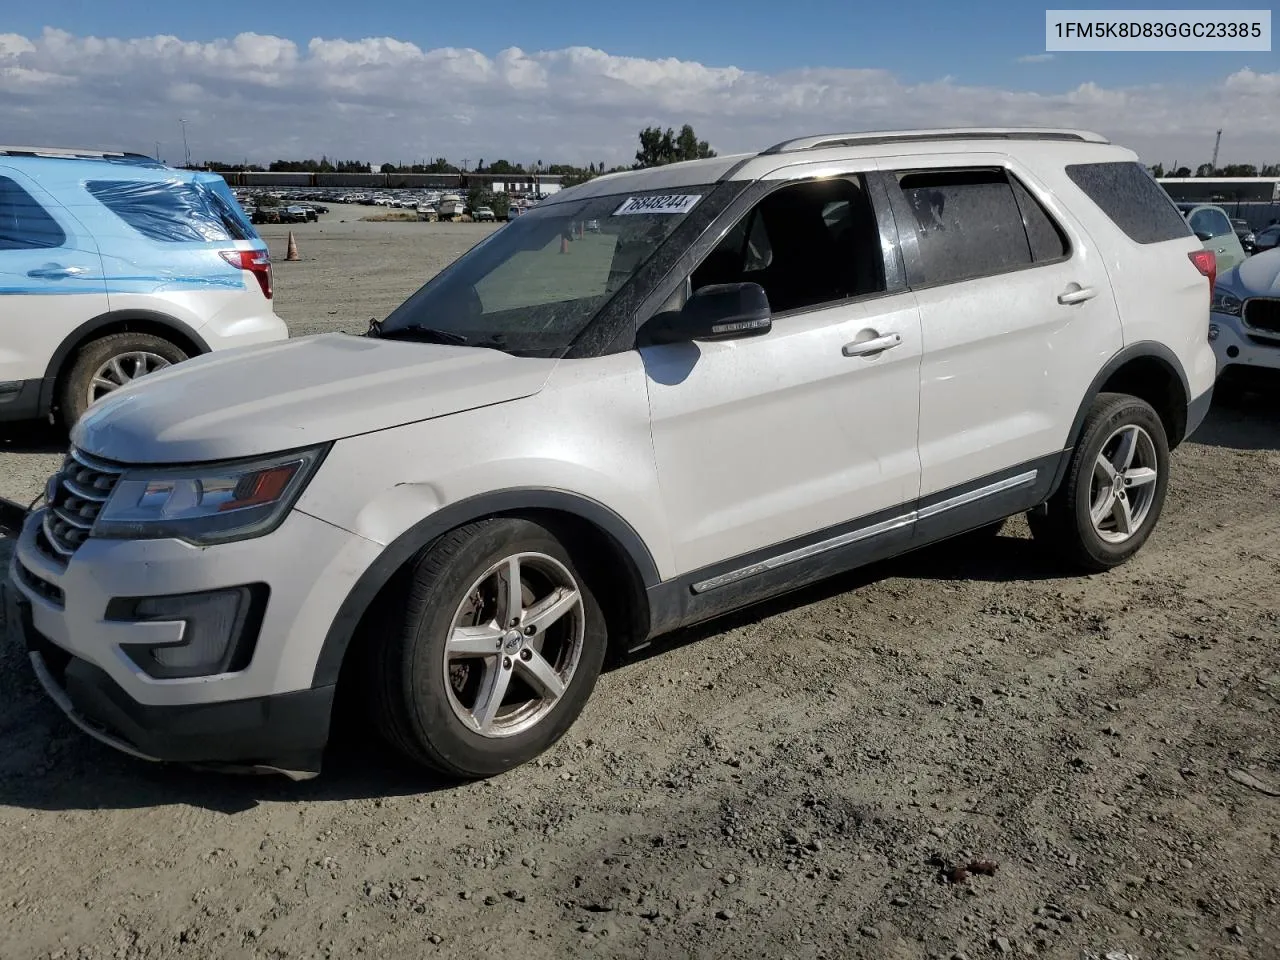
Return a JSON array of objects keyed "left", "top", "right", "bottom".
[
  {"left": 72, "top": 333, "right": 558, "bottom": 464},
  {"left": 1218, "top": 247, "right": 1280, "bottom": 298}
]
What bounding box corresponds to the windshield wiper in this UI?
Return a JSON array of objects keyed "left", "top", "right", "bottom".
[{"left": 366, "top": 318, "right": 469, "bottom": 345}]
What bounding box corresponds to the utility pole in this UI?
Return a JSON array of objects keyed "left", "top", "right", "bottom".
[
  {"left": 1211, "top": 129, "right": 1222, "bottom": 171},
  {"left": 154, "top": 141, "right": 161, "bottom": 162},
  {"left": 179, "top": 119, "right": 191, "bottom": 168}
]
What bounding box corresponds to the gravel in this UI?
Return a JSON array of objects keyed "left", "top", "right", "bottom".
[{"left": 1, "top": 214, "right": 1278, "bottom": 958}]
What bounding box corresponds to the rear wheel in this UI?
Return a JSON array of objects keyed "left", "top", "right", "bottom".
[
  {"left": 60, "top": 332, "right": 188, "bottom": 427},
  {"left": 1029, "top": 392, "right": 1169, "bottom": 571},
  {"left": 370, "top": 518, "right": 608, "bottom": 779}
]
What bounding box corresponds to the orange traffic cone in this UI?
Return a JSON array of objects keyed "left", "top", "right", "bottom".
[
  {"left": 285, "top": 231, "right": 300, "bottom": 261},
  {"left": 560, "top": 233, "right": 569, "bottom": 254}
]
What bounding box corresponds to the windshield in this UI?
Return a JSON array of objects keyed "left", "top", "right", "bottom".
[{"left": 375, "top": 187, "right": 713, "bottom": 357}]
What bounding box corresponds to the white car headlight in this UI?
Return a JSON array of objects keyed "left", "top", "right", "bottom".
[
  {"left": 1210, "top": 290, "right": 1243, "bottom": 317},
  {"left": 93, "top": 445, "right": 328, "bottom": 544}
]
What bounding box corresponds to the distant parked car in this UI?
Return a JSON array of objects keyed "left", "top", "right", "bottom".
[
  {"left": 1252, "top": 223, "right": 1280, "bottom": 254},
  {"left": 473, "top": 206, "right": 495, "bottom": 222},
  {"left": 252, "top": 206, "right": 282, "bottom": 225},
  {"left": 295, "top": 205, "right": 319, "bottom": 223},
  {"left": 1230, "top": 218, "right": 1256, "bottom": 254},
  {"left": 1209, "top": 246, "right": 1280, "bottom": 383},
  {"left": 1176, "top": 203, "right": 1247, "bottom": 272},
  {"left": 282, "top": 205, "right": 309, "bottom": 224},
  {"left": 584, "top": 218, "right": 601, "bottom": 232},
  {"left": 0, "top": 144, "right": 287, "bottom": 426}
]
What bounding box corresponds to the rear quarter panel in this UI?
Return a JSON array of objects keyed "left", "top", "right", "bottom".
[{"left": 1031, "top": 149, "right": 1217, "bottom": 410}]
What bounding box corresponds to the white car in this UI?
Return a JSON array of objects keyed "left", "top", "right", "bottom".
[
  {"left": 0, "top": 146, "right": 288, "bottom": 427},
  {"left": 1209, "top": 246, "right": 1280, "bottom": 382},
  {"left": 10, "top": 128, "right": 1216, "bottom": 782}
]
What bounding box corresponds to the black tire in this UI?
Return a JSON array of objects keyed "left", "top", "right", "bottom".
[
  {"left": 1029, "top": 392, "right": 1170, "bottom": 572},
  {"left": 60, "top": 332, "right": 188, "bottom": 428},
  {"left": 370, "top": 517, "right": 608, "bottom": 779}
]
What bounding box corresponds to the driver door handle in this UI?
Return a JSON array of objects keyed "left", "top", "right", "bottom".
[
  {"left": 1057, "top": 285, "right": 1098, "bottom": 305},
  {"left": 27, "top": 264, "right": 87, "bottom": 280},
  {"left": 842, "top": 332, "right": 902, "bottom": 357}
]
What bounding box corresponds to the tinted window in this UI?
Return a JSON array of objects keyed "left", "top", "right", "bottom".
[
  {"left": 895, "top": 169, "right": 1032, "bottom": 285},
  {"left": 1010, "top": 177, "right": 1069, "bottom": 262},
  {"left": 1189, "top": 208, "right": 1232, "bottom": 238},
  {"left": 86, "top": 179, "right": 251, "bottom": 243},
  {"left": 0, "top": 176, "right": 66, "bottom": 251},
  {"left": 690, "top": 176, "right": 886, "bottom": 314},
  {"left": 1064, "top": 161, "right": 1193, "bottom": 244}
]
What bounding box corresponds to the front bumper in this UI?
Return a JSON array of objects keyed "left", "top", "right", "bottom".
[
  {"left": 1211, "top": 314, "right": 1280, "bottom": 375},
  {"left": 13, "top": 592, "right": 331, "bottom": 778},
  {"left": 6, "top": 498, "right": 383, "bottom": 778}
]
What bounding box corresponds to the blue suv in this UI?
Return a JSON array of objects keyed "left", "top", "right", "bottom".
[{"left": 0, "top": 146, "right": 288, "bottom": 427}]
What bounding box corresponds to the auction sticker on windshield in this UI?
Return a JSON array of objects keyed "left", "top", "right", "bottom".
[{"left": 613, "top": 195, "right": 701, "bottom": 215}]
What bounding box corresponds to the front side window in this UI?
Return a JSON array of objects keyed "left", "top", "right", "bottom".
[
  {"left": 376, "top": 187, "right": 714, "bottom": 357},
  {"left": 689, "top": 176, "right": 887, "bottom": 314},
  {"left": 0, "top": 176, "right": 66, "bottom": 251},
  {"left": 1189, "top": 208, "right": 1232, "bottom": 238}
]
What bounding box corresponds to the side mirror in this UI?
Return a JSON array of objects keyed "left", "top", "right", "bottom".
[
  {"left": 641, "top": 282, "right": 772, "bottom": 346},
  {"left": 1194, "top": 230, "right": 1213, "bottom": 242}
]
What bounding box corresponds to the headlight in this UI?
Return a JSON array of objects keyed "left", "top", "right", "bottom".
[
  {"left": 93, "top": 445, "right": 328, "bottom": 544},
  {"left": 1210, "top": 290, "right": 1243, "bottom": 317}
]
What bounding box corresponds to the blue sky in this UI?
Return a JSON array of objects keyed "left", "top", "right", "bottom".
[
  {"left": 8, "top": 0, "right": 1274, "bottom": 88},
  {"left": 2, "top": 1, "right": 1277, "bottom": 166}
]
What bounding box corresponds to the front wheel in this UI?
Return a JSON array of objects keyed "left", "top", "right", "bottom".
[
  {"left": 370, "top": 518, "right": 608, "bottom": 779},
  {"left": 1029, "top": 392, "right": 1170, "bottom": 572}
]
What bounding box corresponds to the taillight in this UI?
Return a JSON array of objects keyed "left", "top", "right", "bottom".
[
  {"left": 1188, "top": 249, "right": 1216, "bottom": 302},
  {"left": 219, "top": 248, "right": 273, "bottom": 300}
]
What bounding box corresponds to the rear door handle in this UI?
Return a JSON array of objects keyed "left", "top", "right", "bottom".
[
  {"left": 27, "top": 264, "right": 87, "bottom": 280},
  {"left": 1057, "top": 286, "right": 1098, "bottom": 305},
  {"left": 842, "top": 332, "right": 902, "bottom": 357}
]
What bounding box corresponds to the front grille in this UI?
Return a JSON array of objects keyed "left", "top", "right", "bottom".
[
  {"left": 34, "top": 448, "right": 124, "bottom": 565},
  {"left": 1243, "top": 297, "right": 1280, "bottom": 336}
]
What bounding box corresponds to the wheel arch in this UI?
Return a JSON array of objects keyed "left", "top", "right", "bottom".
[
  {"left": 1050, "top": 342, "right": 1190, "bottom": 497},
  {"left": 311, "top": 489, "right": 662, "bottom": 690},
  {"left": 39, "top": 309, "right": 210, "bottom": 416}
]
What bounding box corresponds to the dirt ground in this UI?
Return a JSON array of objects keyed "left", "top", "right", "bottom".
[{"left": 1, "top": 217, "right": 1277, "bottom": 960}]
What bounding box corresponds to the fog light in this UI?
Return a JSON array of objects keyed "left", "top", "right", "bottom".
[
  {"left": 112, "top": 585, "right": 265, "bottom": 679},
  {"left": 1208, "top": 323, "right": 1219, "bottom": 342}
]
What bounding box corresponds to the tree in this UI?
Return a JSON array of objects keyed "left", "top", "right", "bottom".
[
  {"left": 1149, "top": 163, "right": 1165, "bottom": 178},
  {"left": 1194, "top": 163, "right": 1216, "bottom": 178},
  {"left": 634, "top": 124, "right": 716, "bottom": 168},
  {"left": 380, "top": 162, "right": 397, "bottom": 173},
  {"left": 1173, "top": 166, "right": 1192, "bottom": 178},
  {"left": 466, "top": 187, "right": 509, "bottom": 218}
]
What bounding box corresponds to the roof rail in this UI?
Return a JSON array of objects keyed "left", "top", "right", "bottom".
[
  {"left": 760, "top": 128, "right": 1111, "bottom": 155},
  {"left": 0, "top": 145, "right": 163, "bottom": 165}
]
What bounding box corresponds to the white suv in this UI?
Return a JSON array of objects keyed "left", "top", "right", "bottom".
[
  {"left": 0, "top": 146, "right": 288, "bottom": 427},
  {"left": 9, "top": 128, "right": 1217, "bottom": 781}
]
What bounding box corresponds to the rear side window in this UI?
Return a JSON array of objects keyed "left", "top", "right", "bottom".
[
  {"left": 0, "top": 176, "right": 66, "bottom": 251},
  {"left": 86, "top": 179, "right": 254, "bottom": 243},
  {"left": 1064, "top": 161, "right": 1192, "bottom": 244},
  {"left": 894, "top": 168, "right": 1036, "bottom": 286},
  {"left": 1010, "top": 177, "right": 1069, "bottom": 262}
]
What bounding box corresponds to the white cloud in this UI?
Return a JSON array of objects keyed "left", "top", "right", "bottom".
[
  {"left": 0, "top": 26, "right": 1277, "bottom": 168},
  {"left": 1017, "top": 53, "right": 1055, "bottom": 63}
]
